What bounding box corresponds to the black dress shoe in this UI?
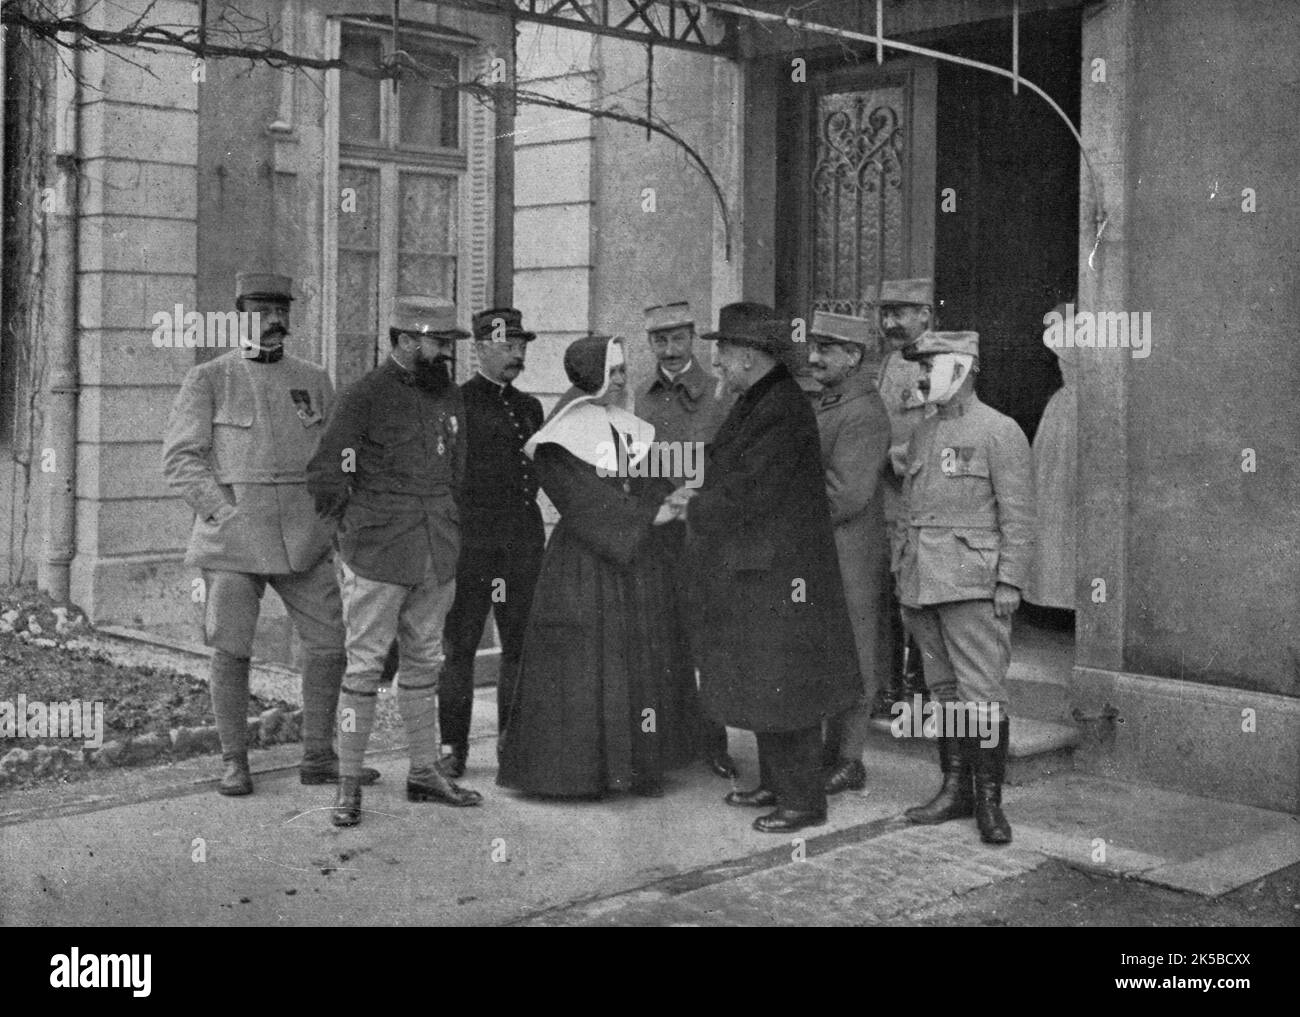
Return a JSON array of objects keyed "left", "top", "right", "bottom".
[
  {"left": 752, "top": 807, "right": 827, "bottom": 833},
  {"left": 438, "top": 750, "right": 466, "bottom": 780},
  {"left": 331, "top": 777, "right": 363, "bottom": 827},
  {"left": 824, "top": 758, "right": 867, "bottom": 795},
  {"left": 218, "top": 754, "right": 253, "bottom": 796},
  {"left": 724, "top": 787, "right": 777, "bottom": 808},
  {"left": 299, "top": 760, "right": 381, "bottom": 786},
  {"left": 407, "top": 767, "right": 483, "bottom": 807},
  {"left": 705, "top": 751, "right": 738, "bottom": 780}
]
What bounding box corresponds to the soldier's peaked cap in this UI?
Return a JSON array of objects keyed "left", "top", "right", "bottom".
[
  {"left": 810, "top": 310, "right": 873, "bottom": 346},
  {"left": 902, "top": 330, "right": 979, "bottom": 360},
  {"left": 877, "top": 277, "right": 934, "bottom": 307},
  {"left": 644, "top": 301, "right": 694, "bottom": 333},
  {"left": 391, "top": 295, "right": 470, "bottom": 338},
  {"left": 236, "top": 272, "right": 294, "bottom": 303},
  {"left": 472, "top": 307, "right": 535, "bottom": 343}
]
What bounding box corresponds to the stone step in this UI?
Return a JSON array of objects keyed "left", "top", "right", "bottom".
[
  {"left": 866, "top": 714, "right": 1079, "bottom": 785},
  {"left": 1005, "top": 664, "right": 1073, "bottom": 723}
]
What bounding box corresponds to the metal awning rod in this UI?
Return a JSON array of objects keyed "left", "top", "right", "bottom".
[{"left": 698, "top": 1, "right": 1105, "bottom": 236}]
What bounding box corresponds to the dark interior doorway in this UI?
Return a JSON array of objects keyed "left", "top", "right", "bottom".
[{"left": 932, "top": 8, "right": 1081, "bottom": 440}]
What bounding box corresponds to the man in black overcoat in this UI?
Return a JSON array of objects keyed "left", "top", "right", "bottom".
[
  {"left": 666, "top": 303, "right": 861, "bottom": 833},
  {"left": 437, "top": 308, "right": 545, "bottom": 778}
]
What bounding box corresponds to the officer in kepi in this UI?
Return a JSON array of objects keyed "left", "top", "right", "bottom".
[
  {"left": 893, "top": 331, "right": 1035, "bottom": 844},
  {"left": 162, "top": 272, "right": 379, "bottom": 796},
  {"left": 637, "top": 300, "right": 736, "bottom": 780},
  {"left": 876, "top": 278, "right": 937, "bottom": 709},
  {"left": 806, "top": 311, "right": 892, "bottom": 796},
  {"left": 307, "top": 295, "right": 483, "bottom": 827},
  {"left": 437, "top": 307, "right": 545, "bottom": 779}
]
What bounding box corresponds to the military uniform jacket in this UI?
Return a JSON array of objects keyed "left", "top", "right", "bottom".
[
  {"left": 637, "top": 357, "right": 733, "bottom": 490},
  {"left": 306, "top": 357, "right": 466, "bottom": 587},
  {"left": 162, "top": 350, "right": 336, "bottom": 575},
  {"left": 893, "top": 394, "right": 1036, "bottom": 607},
  {"left": 459, "top": 372, "right": 544, "bottom": 550},
  {"left": 685, "top": 363, "right": 860, "bottom": 732}
]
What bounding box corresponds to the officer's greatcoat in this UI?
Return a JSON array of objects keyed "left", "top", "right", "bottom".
[
  {"left": 894, "top": 395, "right": 1035, "bottom": 606},
  {"left": 814, "top": 366, "right": 893, "bottom": 687},
  {"left": 162, "top": 351, "right": 336, "bottom": 574},
  {"left": 686, "top": 363, "right": 860, "bottom": 732}
]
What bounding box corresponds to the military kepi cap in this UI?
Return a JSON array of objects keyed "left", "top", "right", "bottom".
[
  {"left": 810, "top": 310, "right": 873, "bottom": 346},
  {"left": 702, "top": 301, "right": 788, "bottom": 355},
  {"left": 472, "top": 307, "right": 535, "bottom": 343},
  {"left": 902, "top": 330, "right": 979, "bottom": 360},
  {"left": 236, "top": 272, "right": 294, "bottom": 303},
  {"left": 644, "top": 301, "right": 693, "bottom": 333},
  {"left": 390, "top": 295, "right": 470, "bottom": 338},
  {"left": 878, "top": 277, "right": 934, "bottom": 307}
]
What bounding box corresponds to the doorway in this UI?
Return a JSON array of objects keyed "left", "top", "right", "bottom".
[{"left": 774, "top": 7, "right": 1083, "bottom": 721}]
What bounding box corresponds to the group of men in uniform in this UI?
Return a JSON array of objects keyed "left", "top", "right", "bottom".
[{"left": 163, "top": 269, "right": 1032, "bottom": 845}]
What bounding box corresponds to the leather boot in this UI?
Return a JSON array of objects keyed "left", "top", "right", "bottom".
[
  {"left": 724, "top": 787, "right": 777, "bottom": 808},
  {"left": 822, "top": 716, "right": 842, "bottom": 769},
  {"left": 824, "top": 758, "right": 867, "bottom": 795},
  {"left": 332, "top": 776, "right": 363, "bottom": 827},
  {"left": 438, "top": 746, "right": 467, "bottom": 780},
  {"left": 299, "top": 653, "right": 382, "bottom": 786},
  {"left": 904, "top": 735, "right": 973, "bottom": 824},
  {"left": 702, "top": 721, "right": 736, "bottom": 779},
  {"left": 902, "top": 635, "right": 928, "bottom": 699},
  {"left": 210, "top": 651, "right": 252, "bottom": 794},
  {"left": 971, "top": 716, "right": 1012, "bottom": 844},
  {"left": 407, "top": 766, "right": 483, "bottom": 807},
  {"left": 219, "top": 752, "right": 253, "bottom": 796}
]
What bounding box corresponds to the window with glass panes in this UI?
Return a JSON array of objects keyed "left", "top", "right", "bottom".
[{"left": 335, "top": 24, "right": 464, "bottom": 388}]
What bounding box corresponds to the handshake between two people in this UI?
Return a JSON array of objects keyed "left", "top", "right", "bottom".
[{"left": 652, "top": 486, "right": 697, "bottom": 526}]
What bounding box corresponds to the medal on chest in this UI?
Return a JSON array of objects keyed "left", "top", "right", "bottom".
[
  {"left": 289, "top": 389, "right": 322, "bottom": 427},
  {"left": 940, "top": 446, "right": 976, "bottom": 476}
]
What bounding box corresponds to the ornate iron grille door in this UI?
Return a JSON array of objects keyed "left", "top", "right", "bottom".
[
  {"left": 811, "top": 85, "right": 907, "bottom": 321},
  {"left": 779, "top": 60, "right": 934, "bottom": 369}
]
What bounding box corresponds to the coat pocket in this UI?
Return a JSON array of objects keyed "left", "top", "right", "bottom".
[
  {"left": 953, "top": 528, "right": 1000, "bottom": 585},
  {"left": 212, "top": 408, "right": 254, "bottom": 428}
]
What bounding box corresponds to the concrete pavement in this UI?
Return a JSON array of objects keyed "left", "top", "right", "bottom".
[{"left": 2, "top": 686, "right": 1296, "bottom": 926}]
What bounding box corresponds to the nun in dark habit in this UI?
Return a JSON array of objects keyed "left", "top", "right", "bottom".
[{"left": 496, "top": 335, "right": 699, "bottom": 798}]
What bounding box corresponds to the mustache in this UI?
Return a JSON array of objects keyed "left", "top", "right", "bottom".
[{"left": 260, "top": 324, "right": 288, "bottom": 339}]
